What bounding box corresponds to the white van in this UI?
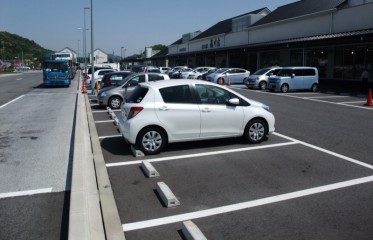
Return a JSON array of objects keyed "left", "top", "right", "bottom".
[{"left": 268, "top": 67, "right": 319, "bottom": 93}]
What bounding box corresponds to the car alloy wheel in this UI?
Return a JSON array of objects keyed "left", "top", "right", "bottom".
[
  {"left": 311, "top": 83, "right": 318, "bottom": 92},
  {"left": 244, "top": 119, "right": 267, "bottom": 143},
  {"left": 259, "top": 81, "right": 267, "bottom": 90},
  {"left": 109, "top": 96, "right": 122, "bottom": 109},
  {"left": 280, "top": 84, "right": 289, "bottom": 93},
  {"left": 137, "top": 127, "right": 166, "bottom": 155}
]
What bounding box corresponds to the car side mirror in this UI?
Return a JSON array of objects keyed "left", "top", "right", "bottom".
[
  {"left": 291, "top": 73, "right": 295, "bottom": 78},
  {"left": 227, "top": 98, "right": 239, "bottom": 106}
]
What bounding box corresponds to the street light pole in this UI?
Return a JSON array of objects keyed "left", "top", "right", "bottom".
[
  {"left": 90, "top": 0, "right": 95, "bottom": 89},
  {"left": 84, "top": 7, "right": 89, "bottom": 76}
]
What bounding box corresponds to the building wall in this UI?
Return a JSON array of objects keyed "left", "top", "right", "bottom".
[
  {"left": 93, "top": 50, "right": 108, "bottom": 64},
  {"left": 332, "top": 3, "right": 373, "bottom": 32},
  {"left": 249, "top": 14, "right": 332, "bottom": 44},
  {"left": 225, "top": 31, "right": 248, "bottom": 47}
]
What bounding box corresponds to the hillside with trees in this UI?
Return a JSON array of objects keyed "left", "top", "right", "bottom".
[{"left": 0, "top": 31, "right": 53, "bottom": 70}]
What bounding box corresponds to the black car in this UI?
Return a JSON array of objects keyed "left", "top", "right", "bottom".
[{"left": 101, "top": 71, "right": 133, "bottom": 88}]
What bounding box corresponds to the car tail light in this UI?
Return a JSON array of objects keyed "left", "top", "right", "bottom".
[{"left": 127, "top": 107, "right": 143, "bottom": 120}]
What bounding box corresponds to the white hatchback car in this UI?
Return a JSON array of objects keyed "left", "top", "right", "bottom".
[{"left": 117, "top": 80, "right": 275, "bottom": 155}]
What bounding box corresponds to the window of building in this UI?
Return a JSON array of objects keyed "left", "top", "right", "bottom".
[
  {"left": 259, "top": 51, "right": 280, "bottom": 69},
  {"left": 333, "top": 45, "right": 372, "bottom": 80}
]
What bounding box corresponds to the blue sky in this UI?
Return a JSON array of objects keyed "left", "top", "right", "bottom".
[{"left": 0, "top": 0, "right": 297, "bottom": 57}]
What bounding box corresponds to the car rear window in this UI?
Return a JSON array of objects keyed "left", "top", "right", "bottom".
[
  {"left": 159, "top": 85, "right": 192, "bottom": 104},
  {"left": 126, "top": 86, "right": 148, "bottom": 103}
]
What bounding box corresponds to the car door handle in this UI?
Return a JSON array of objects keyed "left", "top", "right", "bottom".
[
  {"left": 159, "top": 106, "right": 168, "bottom": 111},
  {"left": 201, "top": 108, "right": 211, "bottom": 112}
]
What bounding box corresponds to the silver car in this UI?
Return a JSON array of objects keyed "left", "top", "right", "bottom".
[
  {"left": 244, "top": 67, "right": 282, "bottom": 90},
  {"left": 97, "top": 73, "right": 170, "bottom": 109},
  {"left": 206, "top": 68, "right": 250, "bottom": 85}
]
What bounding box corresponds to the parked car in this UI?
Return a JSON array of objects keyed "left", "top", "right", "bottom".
[
  {"left": 201, "top": 68, "right": 218, "bottom": 80},
  {"left": 187, "top": 67, "right": 216, "bottom": 79},
  {"left": 101, "top": 71, "right": 133, "bottom": 89},
  {"left": 158, "top": 67, "right": 171, "bottom": 74},
  {"left": 117, "top": 79, "right": 275, "bottom": 155},
  {"left": 268, "top": 67, "right": 319, "bottom": 93},
  {"left": 244, "top": 67, "right": 282, "bottom": 90},
  {"left": 85, "top": 66, "right": 112, "bottom": 84},
  {"left": 171, "top": 68, "right": 193, "bottom": 78},
  {"left": 97, "top": 73, "right": 170, "bottom": 109},
  {"left": 167, "top": 66, "right": 188, "bottom": 78},
  {"left": 131, "top": 65, "right": 160, "bottom": 73},
  {"left": 91, "top": 69, "right": 117, "bottom": 89},
  {"left": 206, "top": 68, "right": 250, "bottom": 85}
]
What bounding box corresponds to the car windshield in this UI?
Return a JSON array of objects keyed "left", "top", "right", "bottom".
[
  {"left": 253, "top": 68, "right": 270, "bottom": 75},
  {"left": 276, "top": 69, "right": 294, "bottom": 77},
  {"left": 43, "top": 62, "right": 68, "bottom": 72}
]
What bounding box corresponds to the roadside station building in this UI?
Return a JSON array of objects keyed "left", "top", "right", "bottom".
[{"left": 147, "top": 0, "right": 373, "bottom": 82}]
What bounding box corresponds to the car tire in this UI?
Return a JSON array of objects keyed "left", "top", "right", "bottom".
[
  {"left": 108, "top": 96, "right": 122, "bottom": 109},
  {"left": 243, "top": 119, "right": 267, "bottom": 143},
  {"left": 259, "top": 81, "right": 267, "bottom": 90},
  {"left": 136, "top": 127, "right": 167, "bottom": 155},
  {"left": 311, "top": 83, "right": 318, "bottom": 92},
  {"left": 280, "top": 84, "right": 289, "bottom": 93}
]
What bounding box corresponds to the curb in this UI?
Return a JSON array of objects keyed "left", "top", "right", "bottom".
[{"left": 68, "top": 75, "right": 125, "bottom": 240}]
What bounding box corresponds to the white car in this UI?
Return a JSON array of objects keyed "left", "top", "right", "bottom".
[
  {"left": 117, "top": 79, "right": 275, "bottom": 155},
  {"left": 206, "top": 68, "right": 250, "bottom": 85},
  {"left": 91, "top": 69, "right": 117, "bottom": 89},
  {"left": 187, "top": 67, "right": 216, "bottom": 79}
]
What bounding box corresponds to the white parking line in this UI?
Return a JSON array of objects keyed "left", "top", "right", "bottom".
[
  {"left": 257, "top": 91, "right": 373, "bottom": 110},
  {"left": 306, "top": 96, "right": 349, "bottom": 99},
  {"left": 0, "top": 188, "right": 53, "bottom": 199},
  {"left": 98, "top": 134, "right": 122, "bottom": 139},
  {"left": 106, "top": 142, "right": 298, "bottom": 167},
  {"left": 92, "top": 110, "right": 108, "bottom": 113},
  {"left": 338, "top": 100, "right": 366, "bottom": 104},
  {"left": 122, "top": 175, "right": 373, "bottom": 231},
  {"left": 273, "top": 132, "right": 373, "bottom": 170},
  {"left": 0, "top": 95, "right": 24, "bottom": 109},
  {"left": 95, "top": 120, "right": 115, "bottom": 123}
]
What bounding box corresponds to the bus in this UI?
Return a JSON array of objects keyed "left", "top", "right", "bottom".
[{"left": 42, "top": 54, "right": 74, "bottom": 87}]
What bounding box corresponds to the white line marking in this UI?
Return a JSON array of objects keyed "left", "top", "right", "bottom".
[
  {"left": 95, "top": 120, "right": 115, "bottom": 123},
  {"left": 256, "top": 91, "right": 373, "bottom": 110},
  {"left": 92, "top": 110, "right": 108, "bottom": 113},
  {"left": 0, "top": 188, "right": 53, "bottom": 199},
  {"left": 106, "top": 142, "right": 298, "bottom": 167},
  {"left": 16, "top": 78, "right": 23, "bottom": 81},
  {"left": 0, "top": 95, "right": 24, "bottom": 109},
  {"left": 306, "top": 96, "right": 349, "bottom": 99},
  {"left": 122, "top": 175, "right": 373, "bottom": 231},
  {"left": 98, "top": 134, "right": 122, "bottom": 139},
  {"left": 338, "top": 101, "right": 366, "bottom": 104},
  {"left": 273, "top": 132, "right": 373, "bottom": 170}
]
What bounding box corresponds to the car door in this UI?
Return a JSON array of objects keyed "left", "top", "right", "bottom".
[
  {"left": 227, "top": 69, "right": 246, "bottom": 84},
  {"left": 195, "top": 84, "right": 244, "bottom": 138},
  {"left": 154, "top": 84, "right": 201, "bottom": 140},
  {"left": 291, "top": 69, "right": 303, "bottom": 90}
]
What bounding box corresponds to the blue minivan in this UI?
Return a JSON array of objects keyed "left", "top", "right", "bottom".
[{"left": 268, "top": 67, "right": 319, "bottom": 93}]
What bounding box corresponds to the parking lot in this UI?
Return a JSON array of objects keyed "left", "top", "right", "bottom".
[{"left": 88, "top": 87, "right": 373, "bottom": 240}]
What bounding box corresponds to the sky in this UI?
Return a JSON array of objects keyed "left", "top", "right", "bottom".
[{"left": 0, "top": 0, "right": 297, "bottom": 57}]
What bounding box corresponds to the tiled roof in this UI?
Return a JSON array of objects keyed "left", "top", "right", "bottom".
[{"left": 252, "top": 0, "right": 346, "bottom": 27}]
